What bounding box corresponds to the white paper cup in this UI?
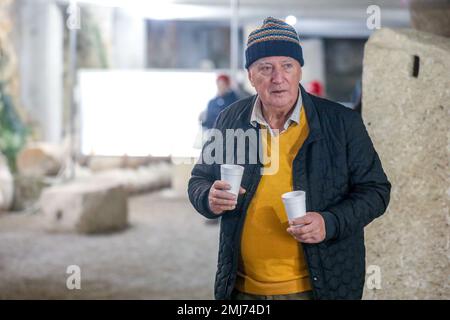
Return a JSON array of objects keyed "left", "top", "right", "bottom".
[
  {"left": 282, "top": 190, "right": 306, "bottom": 222},
  {"left": 220, "top": 164, "right": 244, "bottom": 196}
]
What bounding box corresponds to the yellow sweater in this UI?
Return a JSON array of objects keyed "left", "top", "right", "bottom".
[{"left": 235, "top": 106, "right": 311, "bottom": 295}]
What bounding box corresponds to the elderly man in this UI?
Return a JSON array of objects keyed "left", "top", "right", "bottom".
[{"left": 188, "top": 17, "right": 391, "bottom": 300}]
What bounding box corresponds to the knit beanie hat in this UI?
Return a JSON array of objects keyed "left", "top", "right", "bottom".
[{"left": 245, "top": 17, "right": 304, "bottom": 69}]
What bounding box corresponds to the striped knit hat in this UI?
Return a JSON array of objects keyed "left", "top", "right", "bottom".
[{"left": 245, "top": 17, "right": 304, "bottom": 69}]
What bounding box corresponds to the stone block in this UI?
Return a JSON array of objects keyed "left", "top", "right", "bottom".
[
  {"left": 92, "top": 162, "right": 172, "bottom": 194},
  {"left": 171, "top": 157, "right": 196, "bottom": 197},
  {"left": 40, "top": 180, "right": 128, "bottom": 234}
]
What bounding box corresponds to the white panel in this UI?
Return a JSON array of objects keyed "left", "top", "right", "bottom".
[{"left": 78, "top": 70, "right": 218, "bottom": 157}]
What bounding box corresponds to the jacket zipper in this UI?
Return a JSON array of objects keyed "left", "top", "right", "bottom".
[{"left": 225, "top": 163, "right": 262, "bottom": 298}]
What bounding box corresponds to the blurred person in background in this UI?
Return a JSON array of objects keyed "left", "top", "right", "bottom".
[
  {"left": 201, "top": 74, "right": 239, "bottom": 130},
  {"left": 306, "top": 80, "right": 324, "bottom": 97}
]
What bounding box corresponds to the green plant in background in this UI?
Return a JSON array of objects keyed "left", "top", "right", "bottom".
[{"left": 0, "top": 81, "right": 27, "bottom": 172}]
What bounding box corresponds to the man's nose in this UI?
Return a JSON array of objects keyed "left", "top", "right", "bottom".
[{"left": 271, "top": 68, "right": 283, "bottom": 84}]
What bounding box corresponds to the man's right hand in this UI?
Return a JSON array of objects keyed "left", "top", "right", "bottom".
[{"left": 208, "top": 180, "right": 246, "bottom": 215}]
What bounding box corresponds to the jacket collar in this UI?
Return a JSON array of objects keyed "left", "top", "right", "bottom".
[
  {"left": 242, "top": 84, "right": 324, "bottom": 143},
  {"left": 299, "top": 84, "right": 324, "bottom": 143},
  {"left": 249, "top": 91, "right": 302, "bottom": 132}
]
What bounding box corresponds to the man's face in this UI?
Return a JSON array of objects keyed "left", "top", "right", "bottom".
[
  {"left": 248, "top": 56, "right": 302, "bottom": 110},
  {"left": 216, "top": 79, "right": 229, "bottom": 96}
]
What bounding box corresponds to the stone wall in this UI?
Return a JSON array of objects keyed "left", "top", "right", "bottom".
[{"left": 362, "top": 28, "right": 449, "bottom": 299}]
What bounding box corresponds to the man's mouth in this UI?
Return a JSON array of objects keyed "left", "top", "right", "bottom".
[{"left": 271, "top": 89, "right": 287, "bottom": 94}]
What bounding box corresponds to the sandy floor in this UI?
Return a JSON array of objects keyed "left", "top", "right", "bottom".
[{"left": 0, "top": 189, "right": 220, "bottom": 299}]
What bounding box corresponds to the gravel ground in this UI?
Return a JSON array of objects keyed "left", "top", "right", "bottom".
[{"left": 0, "top": 189, "right": 220, "bottom": 299}]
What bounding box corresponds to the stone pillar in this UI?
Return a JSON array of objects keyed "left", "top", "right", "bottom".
[
  {"left": 362, "top": 28, "right": 450, "bottom": 299},
  {"left": 18, "top": 0, "right": 63, "bottom": 144}
]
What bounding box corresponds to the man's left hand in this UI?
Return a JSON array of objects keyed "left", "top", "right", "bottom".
[{"left": 287, "top": 212, "right": 326, "bottom": 244}]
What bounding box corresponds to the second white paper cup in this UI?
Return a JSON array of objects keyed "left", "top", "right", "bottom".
[
  {"left": 220, "top": 164, "right": 244, "bottom": 196},
  {"left": 282, "top": 190, "right": 306, "bottom": 221}
]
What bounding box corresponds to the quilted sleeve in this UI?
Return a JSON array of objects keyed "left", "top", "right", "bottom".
[
  {"left": 322, "top": 111, "right": 391, "bottom": 241},
  {"left": 188, "top": 112, "right": 225, "bottom": 219}
]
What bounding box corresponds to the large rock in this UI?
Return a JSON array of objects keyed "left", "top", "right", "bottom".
[
  {"left": 16, "top": 143, "right": 63, "bottom": 177},
  {"left": 87, "top": 156, "right": 156, "bottom": 172},
  {"left": 88, "top": 156, "right": 125, "bottom": 172},
  {"left": 362, "top": 28, "right": 450, "bottom": 299},
  {"left": 40, "top": 180, "right": 128, "bottom": 234},
  {"left": 0, "top": 154, "right": 14, "bottom": 212},
  {"left": 93, "top": 162, "right": 172, "bottom": 194},
  {"left": 171, "top": 157, "right": 196, "bottom": 196},
  {"left": 12, "top": 175, "right": 49, "bottom": 211}
]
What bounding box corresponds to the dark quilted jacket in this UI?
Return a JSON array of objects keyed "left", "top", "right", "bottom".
[{"left": 188, "top": 85, "right": 391, "bottom": 300}]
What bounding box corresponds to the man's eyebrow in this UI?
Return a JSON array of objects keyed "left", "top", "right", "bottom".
[{"left": 255, "top": 61, "right": 272, "bottom": 66}]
